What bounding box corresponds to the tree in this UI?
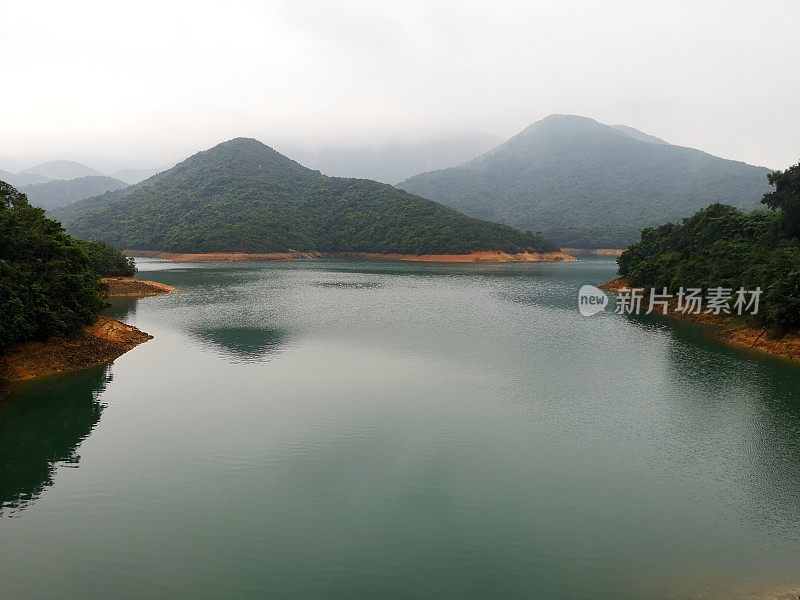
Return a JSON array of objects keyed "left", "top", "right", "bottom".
[
  {"left": 77, "top": 240, "right": 136, "bottom": 277},
  {"left": 0, "top": 181, "right": 105, "bottom": 351},
  {"left": 762, "top": 161, "right": 800, "bottom": 238},
  {"left": 617, "top": 203, "right": 800, "bottom": 332}
]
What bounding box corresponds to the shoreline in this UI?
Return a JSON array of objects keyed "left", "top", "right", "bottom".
[
  {"left": 102, "top": 276, "right": 175, "bottom": 297},
  {"left": 127, "top": 250, "right": 310, "bottom": 262},
  {"left": 0, "top": 317, "right": 153, "bottom": 383},
  {"left": 336, "top": 250, "right": 576, "bottom": 263},
  {"left": 561, "top": 247, "right": 625, "bottom": 257},
  {"left": 127, "top": 249, "right": 577, "bottom": 263},
  {"left": 1, "top": 278, "right": 173, "bottom": 385},
  {"left": 601, "top": 277, "right": 800, "bottom": 364}
]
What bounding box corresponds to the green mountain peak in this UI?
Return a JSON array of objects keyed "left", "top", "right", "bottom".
[
  {"left": 397, "top": 115, "right": 771, "bottom": 248},
  {"left": 59, "top": 138, "right": 555, "bottom": 255}
]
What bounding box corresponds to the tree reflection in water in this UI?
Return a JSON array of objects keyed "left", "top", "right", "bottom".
[{"left": 0, "top": 365, "right": 112, "bottom": 516}]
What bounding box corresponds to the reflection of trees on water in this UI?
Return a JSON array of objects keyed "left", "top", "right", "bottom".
[
  {"left": 0, "top": 366, "right": 112, "bottom": 516},
  {"left": 192, "top": 326, "right": 290, "bottom": 363}
]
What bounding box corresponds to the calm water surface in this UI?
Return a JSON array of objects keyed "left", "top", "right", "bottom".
[{"left": 2, "top": 258, "right": 800, "bottom": 599}]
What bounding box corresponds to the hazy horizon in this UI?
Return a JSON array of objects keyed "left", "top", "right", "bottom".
[{"left": 2, "top": 0, "right": 798, "bottom": 173}]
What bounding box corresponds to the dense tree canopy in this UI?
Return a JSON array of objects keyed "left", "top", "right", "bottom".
[
  {"left": 0, "top": 181, "right": 134, "bottom": 351},
  {"left": 77, "top": 240, "right": 136, "bottom": 277},
  {"left": 762, "top": 161, "right": 800, "bottom": 238},
  {"left": 618, "top": 163, "right": 800, "bottom": 331},
  {"left": 62, "top": 138, "right": 556, "bottom": 254},
  {"left": 22, "top": 175, "right": 128, "bottom": 211},
  {"left": 398, "top": 115, "right": 770, "bottom": 248},
  {"left": 0, "top": 182, "right": 105, "bottom": 350}
]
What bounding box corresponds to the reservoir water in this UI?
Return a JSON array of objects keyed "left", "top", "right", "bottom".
[{"left": 2, "top": 258, "right": 799, "bottom": 599}]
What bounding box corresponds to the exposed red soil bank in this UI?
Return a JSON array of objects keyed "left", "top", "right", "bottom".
[
  {"left": 346, "top": 251, "right": 576, "bottom": 263},
  {"left": 0, "top": 317, "right": 152, "bottom": 382},
  {"left": 601, "top": 277, "right": 800, "bottom": 364},
  {"left": 562, "top": 248, "right": 625, "bottom": 257},
  {"left": 128, "top": 250, "right": 577, "bottom": 263},
  {"left": 128, "top": 250, "right": 312, "bottom": 262},
  {"left": 102, "top": 277, "right": 175, "bottom": 297}
]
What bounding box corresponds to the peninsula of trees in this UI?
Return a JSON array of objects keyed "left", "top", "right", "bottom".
[
  {"left": 0, "top": 180, "right": 140, "bottom": 363},
  {"left": 617, "top": 162, "right": 800, "bottom": 333}
]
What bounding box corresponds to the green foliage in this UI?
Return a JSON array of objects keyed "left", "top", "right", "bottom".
[
  {"left": 22, "top": 175, "right": 128, "bottom": 211},
  {"left": 398, "top": 115, "right": 771, "bottom": 248},
  {"left": 77, "top": 240, "right": 136, "bottom": 277},
  {"left": 542, "top": 224, "right": 648, "bottom": 249},
  {"left": 618, "top": 203, "right": 800, "bottom": 331},
  {"left": 65, "top": 138, "right": 556, "bottom": 254},
  {"left": 0, "top": 181, "right": 105, "bottom": 352},
  {"left": 762, "top": 162, "right": 800, "bottom": 238}
]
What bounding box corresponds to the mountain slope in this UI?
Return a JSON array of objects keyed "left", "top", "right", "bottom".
[
  {"left": 21, "top": 160, "right": 102, "bottom": 180},
  {"left": 611, "top": 125, "right": 667, "bottom": 145},
  {"left": 108, "top": 168, "right": 162, "bottom": 185},
  {"left": 65, "top": 138, "right": 554, "bottom": 254},
  {"left": 22, "top": 176, "right": 128, "bottom": 210},
  {"left": 397, "top": 115, "right": 772, "bottom": 247},
  {"left": 0, "top": 169, "right": 51, "bottom": 187}
]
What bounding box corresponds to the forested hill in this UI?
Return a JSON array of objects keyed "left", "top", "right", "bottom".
[
  {"left": 22, "top": 176, "right": 128, "bottom": 210},
  {"left": 617, "top": 162, "right": 800, "bottom": 332},
  {"left": 0, "top": 181, "right": 134, "bottom": 351},
  {"left": 21, "top": 160, "right": 101, "bottom": 180},
  {"left": 64, "top": 138, "right": 555, "bottom": 254},
  {"left": 397, "top": 115, "right": 771, "bottom": 248}
]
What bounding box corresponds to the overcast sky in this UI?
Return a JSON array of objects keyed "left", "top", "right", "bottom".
[{"left": 2, "top": 0, "right": 798, "bottom": 172}]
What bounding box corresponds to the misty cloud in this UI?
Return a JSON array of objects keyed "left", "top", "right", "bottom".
[{"left": 1, "top": 0, "right": 798, "bottom": 171}]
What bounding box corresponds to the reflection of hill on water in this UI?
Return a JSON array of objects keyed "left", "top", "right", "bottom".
[
  {"left": 193, "top": 326, "right": 289, "bottom": 363},
  {"left": 0, "top": 366, "right": 112, "bottom": 516}
]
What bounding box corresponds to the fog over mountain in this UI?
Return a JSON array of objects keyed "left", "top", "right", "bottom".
[
  {"left": 21, "top": 160, "right": 101, "bottom": 180},
  {"left": 0, "top": 170, "right": 50, "bottom": 188},
  {"left": 21, "top": 176, "right": 128, "bottom": 211},
  {"left": 286, "top": 131, "right": 503, "bottom": 184},
  {"left": 2, "top": 1, "right": 797, "bottom": 170}
]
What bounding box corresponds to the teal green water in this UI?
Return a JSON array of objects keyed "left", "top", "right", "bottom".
[{"left": 2, "top": 258, "right": 800, "bottom": 599}]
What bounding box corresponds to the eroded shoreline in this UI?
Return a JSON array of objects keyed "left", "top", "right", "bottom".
[
  {"left": 102, "top": 276, "right": 175, "bottom": 297},
  {"left": 561, "top": 247, "right": 624, "bottom": 257},
  {"left": 601, "top": 277, "right": 800, "bottom": 364},
  {"left": 0, "top": 317, "right": 153, "bottom": 382},
  {"left": 127, "top": 249, "right": 577, "bottom": 263},
  {"left": 1, "top": 278, "right": 174, "bottom": 384}
]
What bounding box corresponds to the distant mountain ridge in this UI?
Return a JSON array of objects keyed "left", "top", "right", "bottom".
[
  {"left": 61, "top": 138, "right": 554, "bottom": 255},
  {"left": 1, "top": 159, "right": 110, "bottom": 189},
  {"left": 21, "top": 176, "right": 128, "bottom": 211},
  {"left": 21, "top": 160, "right": 102, "bottom": 180},
  {"left": 397, "top": 115, "right": 772, "bottom": 248},
  {"left": 2, "top": 159, "right": 161, "bottom": 188},
  {"left": 0, "top": 169, "right": 51, "bottom": 187}
]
